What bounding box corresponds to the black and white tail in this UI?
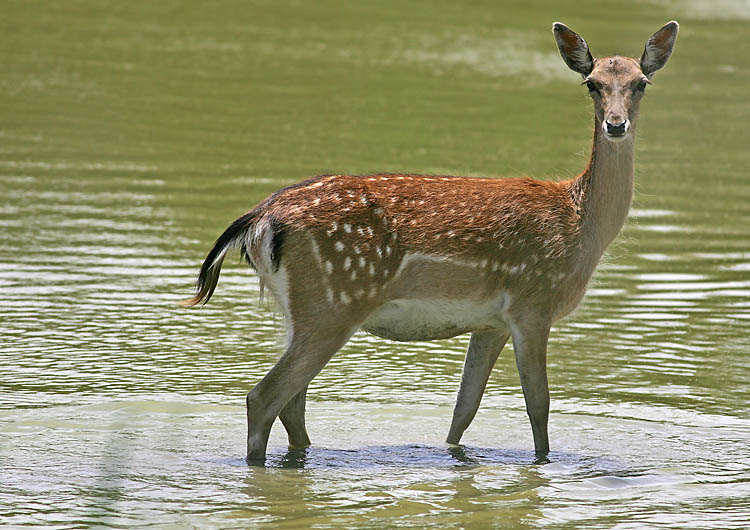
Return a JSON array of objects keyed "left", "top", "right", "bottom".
[{"left": 179, "top": 211, "right": 261, "bottom": 307}]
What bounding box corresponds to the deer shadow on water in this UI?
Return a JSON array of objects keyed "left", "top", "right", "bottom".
[
  {"left": 219, "top": 444, "right": 624, "bottom": 475},
  {"left": 271, "top": 444, "right": 547, "bottom": 470}
]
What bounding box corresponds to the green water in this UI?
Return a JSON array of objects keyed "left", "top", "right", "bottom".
[{"left": 2, "top": 1, "right": 749, "bottom": 528}]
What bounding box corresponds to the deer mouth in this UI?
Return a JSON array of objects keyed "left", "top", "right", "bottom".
[{"left": 605, "top": 130, "right": 629, "bottom": 142}]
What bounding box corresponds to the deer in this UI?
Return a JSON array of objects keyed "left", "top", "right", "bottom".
[{"left": 181, "top": 21, "right": 679, "bottom": 463}]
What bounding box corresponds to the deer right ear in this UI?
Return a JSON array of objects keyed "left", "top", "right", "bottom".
[{"left": 553, "top": 22, "right": 594, "bottom": 78}]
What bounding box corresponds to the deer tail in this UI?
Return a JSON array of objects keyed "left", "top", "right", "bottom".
[{"left": 179, "top": 210, "right": 260, "bottom": 307}]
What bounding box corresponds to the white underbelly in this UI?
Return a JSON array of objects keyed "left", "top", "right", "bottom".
[{"left": 361, "top": 296, "right": 510, "bottom": 341}]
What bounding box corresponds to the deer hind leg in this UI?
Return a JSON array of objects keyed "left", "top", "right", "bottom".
[
  {"left": 446, "top": 330, "right": 509, "bottom": 445},
  {"left": 245, "top": 321, "right": 354, "bottom": 462},
  {"left": 245, "top": 229, "right": 369, "bottom": 462},
  {"left": 279, "top": 384, "right": 311, "bottom": 449},
  {"left": 509, "top": 314, "right": 551, "bottom": 460}
]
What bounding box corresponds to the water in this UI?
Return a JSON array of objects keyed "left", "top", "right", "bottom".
[{"left": 2, "top": 1, "right": 749, "bottom": 528}]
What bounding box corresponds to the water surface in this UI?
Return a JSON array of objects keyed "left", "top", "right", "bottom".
[{"left": 2, "top": 1, "right": 749, "bottom": 528}]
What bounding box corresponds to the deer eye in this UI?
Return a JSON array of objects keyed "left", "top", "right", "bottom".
[
  {"left": 635, "top": 79, "right": 648, "bottom": 92},
  {"left": 585, "top": 80, "right": 599, "bottom": 94}
]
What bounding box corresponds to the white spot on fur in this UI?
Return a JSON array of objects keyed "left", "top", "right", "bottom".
[
  {"left": 344, "top": 256, "right": 352, "bottom": 270},
  {"left": 335, "top": 241, "right": 345, "bottom": 252},
  {"left": 310, "top": 238, "right": 323, "bottom": 264},
  {"left": 358, "top": 256, "right": 366, "bottom": 268},
  {"left": 340, "top": 292, "right": 351, "bottom": 304},
  {"left": 344, "top": 223, "right": 352, "bottom": 233},
  {"left": 325, "top": 286, "right": 334, "bottom": 303},
  {"left": 369, "top": 263, "right": 376, "bottom": 276},
  {"left": 310, "top": 182, "right": 323, "bottom": 188},
  {"left": 325, "top": 260, "right": 333, "bottom": 275}
]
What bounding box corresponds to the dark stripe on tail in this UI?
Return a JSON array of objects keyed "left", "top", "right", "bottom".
[{"left": 179, "top": 211, "right": 260, "bottom": 307}]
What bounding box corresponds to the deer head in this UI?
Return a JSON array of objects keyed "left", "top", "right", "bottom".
[{"left": 553, "top": 21, "right": 679, "bottom": 142}]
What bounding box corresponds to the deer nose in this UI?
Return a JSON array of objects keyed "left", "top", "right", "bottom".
[{"left": 604, "top": 118, "right": 629, "bottom": 137}]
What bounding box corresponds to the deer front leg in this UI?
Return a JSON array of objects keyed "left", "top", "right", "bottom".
[
  {"left": 446, "top": 330, "right": 509, "bottom": 445},
  {"left": 510, "top": 317, "right": 551, "bottom": 460},
  {"left": 279, "top": 384, "right": 311, "bottom": 449}
]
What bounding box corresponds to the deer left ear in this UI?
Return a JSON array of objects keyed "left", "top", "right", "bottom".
[{"left": 641, "top": 21, "right": 679, "bottom": 79}]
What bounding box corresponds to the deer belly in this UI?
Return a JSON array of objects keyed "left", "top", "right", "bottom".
[{"left": 362, "top": 298, "right": 508, "bottom": 341}]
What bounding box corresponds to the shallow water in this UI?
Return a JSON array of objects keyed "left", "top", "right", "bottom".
[{"left": 2, "top": 1, "right": 750, "bottom": 528}]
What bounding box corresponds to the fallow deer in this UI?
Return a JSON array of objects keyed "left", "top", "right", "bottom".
[{"left": 182, "top": 21, "right": 679, "bottom": 463}]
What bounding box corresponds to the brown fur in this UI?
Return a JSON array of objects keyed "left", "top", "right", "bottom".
[{"left": 263, "top": 173, "right": 579, "bottom": 272}]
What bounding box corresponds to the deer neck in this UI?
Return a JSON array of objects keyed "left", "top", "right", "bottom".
[{"left": 572, "top": 115, "right": 636, "bottom": 258}]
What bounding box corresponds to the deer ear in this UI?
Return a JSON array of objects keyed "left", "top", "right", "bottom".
[
  {"left": 553, "top": 22, "right": 594, "bottom": 77},
  {"left": 641, "top": 21, "right": 679, "bottom": 79}
]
